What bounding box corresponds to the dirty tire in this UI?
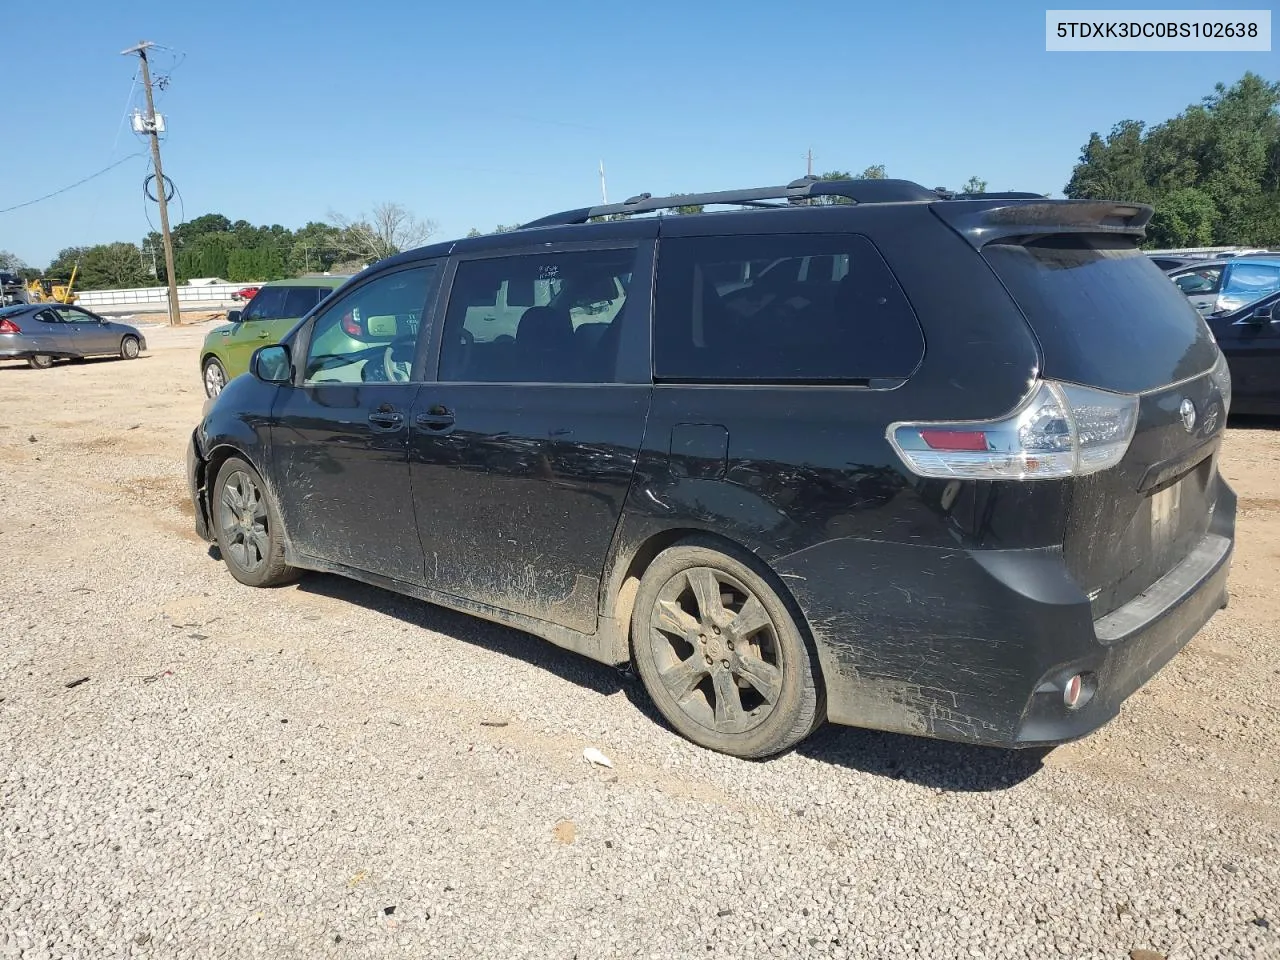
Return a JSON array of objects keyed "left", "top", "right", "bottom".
[
  {"left": 27, "top": 354, "right": 53, "bottom": 370},
  {"left": 203, "top": 358, "right": 227, "bottom": 398},
  {"left": 120, "top": 336, "right": 140, "bottom": 360},
  {"left": 211, "top": 456, "right": 298, "bottom": 588},
  {"left": 631, "top": 536, "right": 823, "bottom": 759}
]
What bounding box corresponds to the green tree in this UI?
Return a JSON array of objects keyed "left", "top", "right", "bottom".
[
  {"left": 1065, "top": 72, "right": 1280, "bottom": 246},
  {"left": 960, "top": 176, "right": 988, "bottom": 194},
  {"left": 77, "top": 242, "right": 147, "bottom": 289}
]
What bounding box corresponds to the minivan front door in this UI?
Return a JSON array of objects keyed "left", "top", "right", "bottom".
[
  {"left": 409, "top": 243, "right": 654, "bottom": 633},
  {"left": 268, "top": 263, "right": 442, "bottom": 582}
]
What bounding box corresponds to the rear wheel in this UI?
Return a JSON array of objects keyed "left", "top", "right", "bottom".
[
  {"left": 203, "top": 357, "right": 227, "bottom": 397},
  {"left": 631, "top": 537, "right": 823, "bottom": 759},
  {"left": 27, "top": 354, "right": 53, "bottom": 370},
  {"left": 211, "top": 456, "right": 297, "bottom": 588},
  {"left": 120, "top": 336, "right": 140, "bottom": 360}
]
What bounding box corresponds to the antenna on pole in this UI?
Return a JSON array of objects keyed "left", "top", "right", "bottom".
[
  {"left": 805, "top": 146, "right": 815, "bottom": 177},
  {"left": 599, "top": 160, "right": 608, "bottom": 205}
]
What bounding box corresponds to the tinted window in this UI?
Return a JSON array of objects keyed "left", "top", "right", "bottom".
[
  {"left": 282, "top": 286, "right": 325, "bottom": 318},
  {"left": 984, "top": 238, "right": 1218, "bottom": 394},
  {"left": 303, "top": 265, "right": 437, "bottom": 385},
  {"left": 439, "top": 248, "right": 637, "bottom": 383},
  {"left": 653, "top": 234, "right": 924, "bottom": 382},
  {"left": 241, "top": 286, "right": 291, "bottom": 321}
]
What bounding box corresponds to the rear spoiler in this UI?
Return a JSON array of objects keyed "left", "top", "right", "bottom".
[{"left": 930, "top": 199, "right": 1154, "bottom": 250}]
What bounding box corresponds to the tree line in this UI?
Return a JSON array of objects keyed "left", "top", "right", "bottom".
[
  {"left": 1065, "top": 71, "right": 1279, "bottom": 247},
  {"left": 3, "top": 71, "right": 1276, "bottom": 290},
  {"left": 0, "top": 202, "right": 435, "bottom": 291}
]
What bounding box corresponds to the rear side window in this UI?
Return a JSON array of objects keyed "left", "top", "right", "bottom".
[
  {"left": 653, "top": 234, "right": 924, "bottom": 382},
  {"left": 983, "top": 238, "right": 1219, "bottom": 394},
  {"left": 282, "top": 286, "right": 324, "bottom": 317},
  {"left": 1221, "top": 262, "right": 1280, "bottom": 301}
]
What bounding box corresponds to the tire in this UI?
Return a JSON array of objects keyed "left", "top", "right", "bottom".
[
  {"left": 210, "top": 456, "right": 298, "bottom": 588},
  {"left": 27, "top": 354, "right": 53, "bottom": 370},
  {"left": 630, "top": 536, "right": 824, "bottom": 759},
  {"left": 120, "top": 336, "right": 140, "bottom": 360},
  {"left": 203, "top": 357, "right": 227, "bottom": 398}
]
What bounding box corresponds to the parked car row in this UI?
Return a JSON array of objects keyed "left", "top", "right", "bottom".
[{"left": 186, "top": 180, "right": 1239, "bottom": 760}]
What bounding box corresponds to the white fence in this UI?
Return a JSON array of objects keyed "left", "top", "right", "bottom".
[{"left": 72, "top": 282, "right": 257, "bottom": 308}]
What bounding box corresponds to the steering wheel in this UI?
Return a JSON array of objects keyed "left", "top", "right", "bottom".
[{"left": 382, "top": 343, "right": 413, "bottom": 383}]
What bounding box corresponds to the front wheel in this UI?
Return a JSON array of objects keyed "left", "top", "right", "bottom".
[
  {"left": 27, "top": 354, "right": 53, "bottom": 370},
  {"left": 631, "top": 537, "right": 823, "bottom": 759},
  {"left": 211, "top": 456, "right": 297, "bottom": 588},
  {"left": 203, "top": 357, "right": 227, "bottom": 398},
  {"left": 120, "top": 336, "right": 140, "bottom": 360}
]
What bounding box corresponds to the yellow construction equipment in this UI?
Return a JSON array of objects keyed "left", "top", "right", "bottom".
[{"left": 26, "top": 264, "right": 78, "bottom": 304}]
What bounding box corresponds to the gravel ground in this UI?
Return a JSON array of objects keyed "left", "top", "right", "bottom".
[{"left": 1, "top": 326, "right": 1278, "bottom": 960}]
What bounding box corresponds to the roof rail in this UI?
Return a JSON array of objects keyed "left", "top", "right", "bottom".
[{"left": 518, "top": 176, "right": 945, "bottom": 229}]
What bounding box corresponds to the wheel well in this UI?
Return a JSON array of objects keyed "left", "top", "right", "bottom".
[
  {"left": 608, "top": 528, "right": 767, "bottom": 660},
  {"left": 202, "top": 353, "right": 223, "bottom": 369}
]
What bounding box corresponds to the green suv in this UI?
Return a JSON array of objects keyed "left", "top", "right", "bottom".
[{"left": 200, "top": 277, "right": 348, "bottom": 397}]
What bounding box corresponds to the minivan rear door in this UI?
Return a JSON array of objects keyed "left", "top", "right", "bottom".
[{"left": 935, "top": 200, "right": 1227, "bottom": 619}]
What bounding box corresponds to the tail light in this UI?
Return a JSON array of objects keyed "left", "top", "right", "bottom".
[
  {"left": 0, "top": 318, "right": 20, "bottom": 334},
  {"left": 341, "top": 312, "right": 361, "bottom": 337},
  {"left": 1210, "top": 351, "right": 1232, "bottom": 417},
  {"left": 888, "top": 380, "right": 1139, "bottom": 481}
]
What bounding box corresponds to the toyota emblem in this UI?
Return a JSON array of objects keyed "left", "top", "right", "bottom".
[{"left": 1179, "top": 398, "right": 1197, "bottom": 433}]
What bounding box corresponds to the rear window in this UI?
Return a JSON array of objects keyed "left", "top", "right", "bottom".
[
  {"left": 653, "top": 234, "right": 925, "bottom": 382},
  {"left": 983, "top": 238, "right": 1219, "bottom": 394}
]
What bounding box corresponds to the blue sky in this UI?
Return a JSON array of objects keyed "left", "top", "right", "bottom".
[{"left": 1, "top": 0, "right": 1275, "bottom": 267}]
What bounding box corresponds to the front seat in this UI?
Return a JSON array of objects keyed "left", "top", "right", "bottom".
[{"left": 515, "top": 305, "right": 575, "bottom": 382}]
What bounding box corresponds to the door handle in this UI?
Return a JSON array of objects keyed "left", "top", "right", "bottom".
[
  {"left": 368, "top": 410, "right": 404, "bottom": 428},
  {"left": 415, "top": 410, "right": 455, "bottom": 430}
]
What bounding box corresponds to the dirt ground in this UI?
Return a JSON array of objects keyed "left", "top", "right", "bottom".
[{"left": 1, "top": 323, "right": 1277, "bottom": 958}]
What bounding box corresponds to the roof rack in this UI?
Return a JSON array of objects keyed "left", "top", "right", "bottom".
[{"left": 519, "top": 176, "right": 949, "bottom": 229}]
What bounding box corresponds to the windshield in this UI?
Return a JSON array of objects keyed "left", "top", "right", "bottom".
[{"left": 1219, "top": 262, "right": 1280, "bottom": 307}]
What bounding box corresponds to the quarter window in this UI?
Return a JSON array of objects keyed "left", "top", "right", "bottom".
[
  {"left": 301, "top": 265, "right": 438, "bottom": 385},
  {"left": 438, "top": 248, "right": 637, "bottom": 383},
  {"left": 653, "top": 234, "right": 924, "bottom": 382}
]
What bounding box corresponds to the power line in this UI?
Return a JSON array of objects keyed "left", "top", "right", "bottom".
[{"left": 0, "top": 154, "right": 145, "bottom": 215}]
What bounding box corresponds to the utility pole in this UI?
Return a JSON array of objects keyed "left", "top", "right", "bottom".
[
  {"left": 599, "top": 160, "right": 608, "bottom": 205},
  {"left": 805, "top": 147, "right": 815, "bottom": 177},
  {"left": 122, "top": 41, "right": 180, "bottom": 326}
]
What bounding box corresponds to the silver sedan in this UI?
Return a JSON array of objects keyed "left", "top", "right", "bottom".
[{"left": 0, "top": 303, "right": 147, "bottom": 369}]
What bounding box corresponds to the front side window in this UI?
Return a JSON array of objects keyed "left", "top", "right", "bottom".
[
  {"left": 302, "top": 265, "right": 437, "bottom": 385},
  {"left": 54, "top": 306, "right": 97, "bottom": 324},
  {"left": 1173, "top": 266, "right": 1223, "bottom": 295},
  {"left": 653, "top": 234, "right": 924, "bottom": 382},
  {"left": 438, "top": 248, "right": 637, "bottom": 383},
  {"left": 242, "top": 286, "right": 291, "bottom": 322}
]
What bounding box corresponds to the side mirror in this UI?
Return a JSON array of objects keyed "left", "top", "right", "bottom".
[
  {"left": 1253, "top": 303, "right": 1275, "bottom": 323},
  {"left": 226, "top": 309, "right": 243, "bottom": 324},
  {"left": 251, "top": 344, "right": 292, "bottom": 384}
]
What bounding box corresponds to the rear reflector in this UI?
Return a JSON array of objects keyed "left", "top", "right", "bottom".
[{"left": 888, "top": 380, "right": 1139, "bottom": 481}]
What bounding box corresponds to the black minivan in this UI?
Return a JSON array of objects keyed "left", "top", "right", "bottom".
[{"left": 187, "top": 178, "right": 1236, "bottom": 759}]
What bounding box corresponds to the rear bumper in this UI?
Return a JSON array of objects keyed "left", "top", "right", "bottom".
[
  {"left": 774, "top": 478, "right": 1236, "bottom": 748},
  {"left": 187, "top": 430, "right": 213, "bottom": 542}
]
